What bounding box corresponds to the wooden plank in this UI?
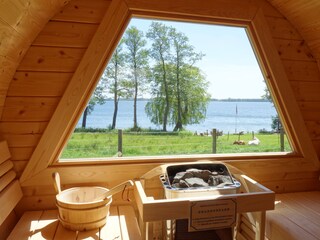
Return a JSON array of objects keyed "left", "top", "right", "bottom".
[
  {"left": 30, "top": 210, "right": 59, "bottom": 240},
  {"left": 52, "top": 0, "right": 112, "bottom": 24},
  {"left": 100, "top": 206, "right": 122, "bottom": 240},
  {"left": 76, "top": 227, "right": 100, "bottom": 240},
  {"left": 0, "top": 210, "right": 18, "bottom": 240},
  {"left": 0, "top": 18, "right": 26, "bottom": 62},
  {"left": 53, "top": 222, "right": 77, "bottom": 239},
  {"left": 126, "top": 0, "right": 258, "bottom": 22},
  {"left": 17, "top": 46, "right": 86, "bottom": 72},
  {"left": 118, "top": 205, "right": 141, "bottom": 240},
  {"left": 0, "top": 122, "right": 47, "bottom": 134},
  {"left": 15, "top": 195, "right": 56, "bottom": 214},
  {"left": 33, "top": 21, "right": 98, "bottom": 48},
  {"left": 306, "top": 121, "right": 320, "bottom": 140},
  {"left": 20, "top": 0, "right": 131, "bottom": 184},
  {"left": 240, "top": 223, "right": 255, "bottom": 240},
  {"left": 0, "top": 140, "right": 11, "bottom": 164},
  {"left": 0, "top": 160, "right": 13, "bottom": 177},
  {"left": 9, "top": 147, "right": 34, "bottom": 160},
  {"left": 266, "top": 16, "right": 301, "bottom": 40},
  {"left": 2, "top": 97, "right": 59, "bottom": 121},
  {"left": 274, "top": 38, "right": 316, "bottom": 62},
  {"left": 290, "top": 81, "right": 320, "bottom": 102},
  {"left": 0, "top": 180, "right": 23, "bottom": 226},
  {"left": 12, "top": 161, "right": 28, "bottom": 178},
  {"left": 0, "top": 170, "right": 16, "bottom": 192},
  {"left": 283, "top": 60, "right": 320, "bottom": 82},
  {"left": 7, "top": 211, "right": 43, "bottom": 240},
  {"left": 276, "top": 193, "right": 320, "bottom": 224},
  {"left": 8, "top": 72, "right": 72, "bottom": 97},
  {"left": 4, "top": 133, "right": 42, "bottom": 148},
  {"left": 250, "top": 9, "right": 319, "bottom": 168},
  {"left": 266, "top": 204, "right": 320, "bottom": 240}
]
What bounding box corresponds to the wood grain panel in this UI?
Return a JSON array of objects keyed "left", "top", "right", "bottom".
[
  {"left": 305, "top": 121, "right": 320, "bottom": 140},
  {"left": 0, "top": 140, "right": 11, "bottom": 164},
  {"left": 267, "top": 0, "right": 320, "bottom": 59},
  {"left": 33, "top": 21, "right": 98, "bottom": 48},
  {"left": 12, "top": 161, "right": 28, "bottom": 177},
  {"left": 17, "top": 46, "right": 86, "bottom": 72},
  {"left": 2, "top": 97, "right": 59, "bottom": 121},
  {"left": 0, "top": 122, "right": 47, "bottom": 134},
  {"left": 274, "top": 38, "right": 315, "bottom": 61},
  {"left": 8, "top": 72, "right": 72, "bottom": 97},
  {"left": 283, "top": 60, "right": 320, "bottom": 82},
  {"left": 0, "top": 180, "right": 23, "bottom": 225},
  {"left": 0, "top": 18, "right": 26, "bottom": 62},
  {"left": 290, "top": 81, "right": 320, "bottom": 102},
  {"left": 9, "top": 147, "right": 35, "bottom": 161},
  {"left": 52, "top": 0, "right": 112, "bottom": 24},
  {"left": 3, "top": 134, "right": 41, "bottom": 148},
  {"left": 266, "top": 16, "right": 301, "bottom": 40}
]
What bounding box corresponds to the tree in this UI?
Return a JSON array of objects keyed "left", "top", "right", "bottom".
[
  {"left": 262, "top": 82, "right": 282, "bottom": 132},
  {"left": 123, "top": 26, "right": 149, "bottom": 130},
  {"left": 146, "top": 23, "right": 210, "bottom": 131},
  {"left": 146, "top": 22, "right": 172, "bottom": 131},
  {"left": 81, "top": 81, "right": 106, "bottom": 128},
  {"left": 103, "top": 40, "right": 129, "bottom": 129},
  {"left": 169, "top": 28, "right": 206, "bottom": 131}
]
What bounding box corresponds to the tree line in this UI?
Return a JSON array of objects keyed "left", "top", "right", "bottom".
[{"left": 82, "top": 21, "right": 211, "bottom": 132}]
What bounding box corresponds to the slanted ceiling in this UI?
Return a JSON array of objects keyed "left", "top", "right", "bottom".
[{"left": 0, "top": 0, "right": 319, "bottom": 195}]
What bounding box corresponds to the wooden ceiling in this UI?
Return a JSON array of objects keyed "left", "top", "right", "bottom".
[{"left": 267, "top": 0, "right": 320, "bottom": 63}]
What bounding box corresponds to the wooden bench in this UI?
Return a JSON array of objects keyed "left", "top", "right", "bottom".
[
  {"left": 8, "top": 205, "right": 141, "bottom": 240},
  {"left": 265, "top": 191, "right": 320, "bottom": 240},
  {"left": 236, "top": 191, "right": 320, "bottom": 240},
  {"left": 0, "top": 140, "right": 23, "bottom": 239}
]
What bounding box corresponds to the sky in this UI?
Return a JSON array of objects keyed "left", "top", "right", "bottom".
[{"left": 126, "top": 18, "right": 266, "bottom": 100}]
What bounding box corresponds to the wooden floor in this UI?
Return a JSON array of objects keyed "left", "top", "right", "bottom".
[
  {"left": 266, "top": 191, "right": 320, "bottom": 240},
  {"left": 8, "top": 205, "right": 141, "bottom": 240}
]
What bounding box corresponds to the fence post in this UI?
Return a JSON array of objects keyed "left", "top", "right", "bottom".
[
  {"left": 118, "top": 129, "right": 123, "bottom": 157},
  {"left": 212, "top": 128, "right": 217, "bottom": 154},
  {"left": 280, "top": 128, "right": 284, "bottom": 152}
]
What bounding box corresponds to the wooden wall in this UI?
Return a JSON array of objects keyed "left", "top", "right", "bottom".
[
  {"left": 1, "top": 0, "right": 111, "bottom": 177},
  {"left": 0, "top": 0, "right": 319, "bottom": 214}
]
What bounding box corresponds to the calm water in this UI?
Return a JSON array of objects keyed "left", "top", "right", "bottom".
[{"left": 77, "top": 100, "right": 277, "bottom": 133}]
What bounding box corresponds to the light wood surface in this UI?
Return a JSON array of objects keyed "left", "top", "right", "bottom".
[
  {"left": 8, "top": 206, "right": 141, "bottom": 240},
  {"left": 265, "top": 191, "right": 320, "bottom": 240},
  {"left": 14, "top": 0, "right": 319, "bottom": 198}
]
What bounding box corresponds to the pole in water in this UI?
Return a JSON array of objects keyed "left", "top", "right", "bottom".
[{"left": 235, "top": 104, "right": 238, "bottom": 133}]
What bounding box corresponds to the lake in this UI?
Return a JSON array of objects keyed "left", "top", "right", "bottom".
[{"left": 77, "top": 100, "right": 277, "bottom": 133}]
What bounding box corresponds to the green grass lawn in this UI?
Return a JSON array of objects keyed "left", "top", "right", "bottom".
[{"left": 61, "top": 130, "right": 292, "bottom": 159}]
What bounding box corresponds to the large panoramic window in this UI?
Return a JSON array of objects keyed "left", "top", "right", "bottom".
[{"left": 60, "top": 18, "right": 292, "bottom": 160}]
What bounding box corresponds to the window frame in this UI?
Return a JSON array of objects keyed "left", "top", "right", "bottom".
[{"left": 20, "top": 0, "right": 319, "bottom": 185}]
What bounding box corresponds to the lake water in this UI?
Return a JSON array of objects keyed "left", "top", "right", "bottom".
[{"left": 77, "top": 100, "right": 277, "bottom": 133}]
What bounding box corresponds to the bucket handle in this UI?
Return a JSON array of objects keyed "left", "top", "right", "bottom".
[{"left": 52, "top": 172, "right": 62, "bottom": 194}]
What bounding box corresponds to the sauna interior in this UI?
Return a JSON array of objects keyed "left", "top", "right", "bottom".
[{"left": 1, "top": 0, "right": 320, "bottom": 239}]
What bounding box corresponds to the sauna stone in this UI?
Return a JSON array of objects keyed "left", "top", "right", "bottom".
[{"left": 171, "top": 168, "right": 232, "bottom": 188}]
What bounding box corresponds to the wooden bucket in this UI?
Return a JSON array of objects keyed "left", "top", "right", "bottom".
[{"left": 56, "top": 186, "right": 112, "bottom": 231}]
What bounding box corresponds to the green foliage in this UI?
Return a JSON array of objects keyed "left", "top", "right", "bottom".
[
  {"left": 61, "top": 132, "right": 292, "bottom": 159},
  {"left": 145, "top": 22, "right": 210, "bottom": 131}
]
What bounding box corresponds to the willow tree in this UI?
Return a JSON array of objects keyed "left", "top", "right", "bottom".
[
  {"left": 169, "top": 28, "right": 207, "bottom": 131},
  {"left": 123, "top": 26, "right": 149, "bottom": 130},
  {"left": 146, "top": 22, "right": 210, "bottom": 131}
]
